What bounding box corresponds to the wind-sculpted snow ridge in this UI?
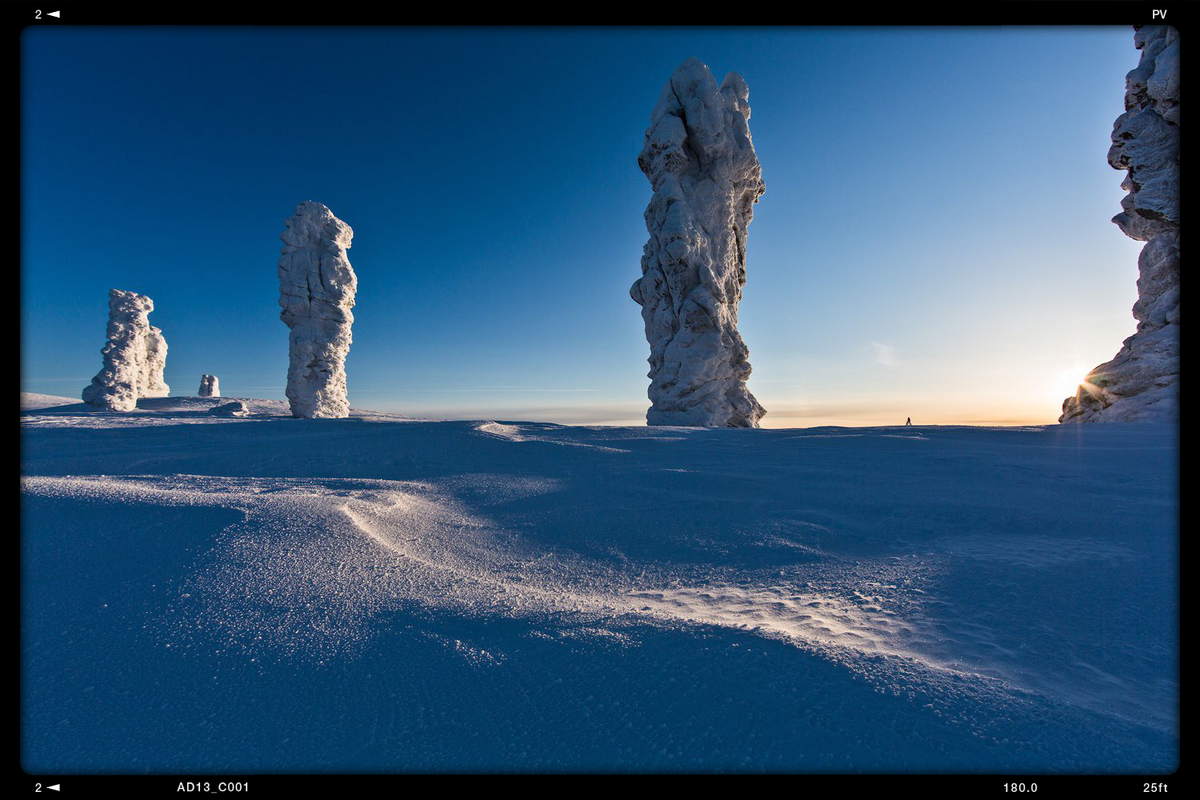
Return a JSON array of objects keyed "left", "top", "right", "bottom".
[
  {"left": 20, "top": 472, "right": 955, "bottom": 676},
  {"left": 198, "top": 375, "right": 219, "bottom": 398},
  {"left": 81, "top": 289, "right": 169, "bottom": 411},
  {"left": 21, "top": 431, "right": 1177, "bottom": 742},
  {"left": 1062, "top": 26, "right": 1179, "bottom": 423},
  {"left": 630, "top": 58, "right": 766, "bottom": 428},
  {"left": 278, "top": 201, "right": 357, "bottom": 419},
  {"left": 475, "top": 421, "right": 632, "bottom": 453}
]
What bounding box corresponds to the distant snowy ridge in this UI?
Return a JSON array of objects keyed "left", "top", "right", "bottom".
[
  {"left": 19, "top": 393, "right": 420, "bottom": 428},
  {"left": 20, "top": 392, "right": 79, "bottom": 411}
]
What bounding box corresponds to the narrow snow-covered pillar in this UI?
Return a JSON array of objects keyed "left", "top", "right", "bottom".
[
  {"left": 1061, "top": 26, "right": 1179, "bottom": 423},
  {"left": 198, "top": 374, "right": 220, "bottom": 397},
  {"left": 630, "top": 58, "right": 766, "bottom": 427},
  {"left": 140, "top": 326, "right": 170, "bottom": 398},
  {"left": 278, "top": 201, "right": 357, "bottom": 419},
  {"left": 82, "top": 289, "right": 166, "bottom": 411}
]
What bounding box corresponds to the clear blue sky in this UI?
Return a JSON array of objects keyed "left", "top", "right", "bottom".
[{"left": 21, "top": 26, "right": 1143, "bottom": 426}]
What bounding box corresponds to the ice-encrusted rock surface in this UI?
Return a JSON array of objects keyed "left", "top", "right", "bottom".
[
  {"left": 82, "top": 289, "right": 169, "bottom": 412},
  {"left": 278, "top": 201, "right": 357, "bottom": 419},
  {"left": 198, "top": 375, "right": 220, "bottom": 398},
  {"left": 630, "top": 58, "right": 766, "bottom": 427},
  {"left": 1061, "top": 26, "right": 1179, "bottom": 423}
]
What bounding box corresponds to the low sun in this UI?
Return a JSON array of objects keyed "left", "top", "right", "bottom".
[{"left": 1054, "top": 364, "right": 1090, "bottom": 404}]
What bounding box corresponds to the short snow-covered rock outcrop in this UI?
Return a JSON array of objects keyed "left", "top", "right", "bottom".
[
  {"left": 1061, "top": 26, "right": 1179, "bottom": 423},
  {"left": 630, "top": 58, "right": 766, "bottom": 427},
  {"left": 278, "top": 201, "right": 357, "bottom": 419},
  {"left": 82, "top": 289, "right": 170, "bottom": 412},
  {"left": 208, "top": 400, "right": 249, "bottom": 417},
  {"left": 198, "top": 375, "right": 220, "bottom": 398}
]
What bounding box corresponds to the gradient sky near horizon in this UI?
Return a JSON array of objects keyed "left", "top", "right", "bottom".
[{"left": 22, "top": 26, "right": 1146, "bottom": 427}]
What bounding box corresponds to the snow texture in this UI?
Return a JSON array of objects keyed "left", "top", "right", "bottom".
[
  {"left": 198, "top": 375, "right": 220, "bottom": 398},
  {"left": 278, "top": 201, "right": 357, "bottom": 419},
  {"left": 1061, "top": 26, "right": 1179, "bottom": 423},
  {"left": 630, "top": 58, "right": 766, "bottom": 428},
  {"left": 20, "top": 399, "right": 1178, "bottom": 772},
  {"left": 81, "top": 289, "right": 169, "bottom": 412}
]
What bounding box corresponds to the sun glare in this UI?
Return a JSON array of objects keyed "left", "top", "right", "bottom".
[{"left": 1053, "top": 364, "right": 1089, "bottom": 405}]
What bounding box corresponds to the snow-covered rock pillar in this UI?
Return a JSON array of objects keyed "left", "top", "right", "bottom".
[
  {"left": 82, "top": 289, "right": 167, "bottom": 411},
  {"left": 278, "top": 201, "right": 357, "bottom": 419},
  {"left": 198, "top": 375, "right": 220, "bottom": 397},
  {"left": 140, "top": 326, "right": 170, "bottom": 398},
  {"left": 1061, "top": 26, "right": 1179, "bottom": 423},
  {"left": 630, "top": 58, "right": 766, "bottom": 427}
]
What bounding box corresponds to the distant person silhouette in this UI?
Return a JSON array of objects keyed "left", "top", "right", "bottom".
[{"left": 905, "top": 417, "right": 912, "bottom": 426}]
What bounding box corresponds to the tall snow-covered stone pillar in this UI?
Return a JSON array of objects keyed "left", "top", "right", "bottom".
[
  {"left": 198, "top": 374, "right": 220, "bottom": 397},
  {"left": 278, "top": 201, "right": 357, "bottom": 419},
  {"left": 1061, "top": 26, "right": 1179, "bottom": 423},
  {"left": 82, "top": 289, "right": 169, "bottom": 411},
  {"left": 630, "top": 58, "right": 766, "bottom": 428}
]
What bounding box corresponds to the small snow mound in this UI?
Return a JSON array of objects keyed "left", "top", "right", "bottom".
[{"left": 476, "top": 422, "right": 525, "bottom": 441}]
